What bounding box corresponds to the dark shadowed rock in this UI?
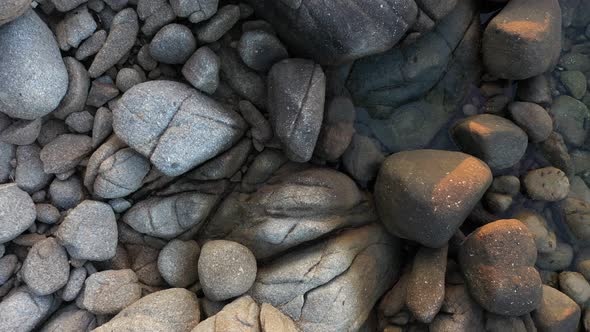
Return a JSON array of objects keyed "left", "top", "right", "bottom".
[
  {"left": 0, "top": 10, "right": 68, "bottom": 120},
  {"left": 149, "top": 24, "right": 196, "bottom": 64},
  {"left": 49, "top": 176, "right": 85, "bottom": 210},
  {"left": 315, "top": 96, "right": 355, "bottom": 161},
  {"left": 171, "top": 0, "right": 217, "bottom": 22},
  {"left": 532, "top": 285, "right": 581, "bottom": 332},
  {"left": 406, "top": 245, "right": 447, "bottom": 323},
  {"left": 508, "top": 102, "right": 553, "bottom": 143},
  {"left": 238, "top": 30, "right": 288, "bottom": 72},
  {"left": 430, "top": 284, "right": 485, "bottom": 332},
  {"left": 375, "top": 149, "right": 492, "bottom": 248},
  {"left": 551, "top": 95, "right": 589, "bottom": 147},
  {"left": 196, "top": 5, "right": 240, "bottom": 43}
]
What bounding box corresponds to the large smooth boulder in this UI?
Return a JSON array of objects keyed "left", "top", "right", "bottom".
[
  {"left": 113, "top": 80, "right": 247, "bottom": 176},
  {"left": 375, "top": 150, "right": 492, "bottom": 248},
  {"left": 0, "top": 10, "right": 68, "bottom": 120}
]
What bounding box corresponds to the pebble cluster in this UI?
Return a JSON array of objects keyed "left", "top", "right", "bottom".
[{"left": 0, "top": 0, "right": 588, "bottom": 331}]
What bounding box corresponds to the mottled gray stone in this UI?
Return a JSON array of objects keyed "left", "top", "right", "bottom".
[
  {"left": 0, "top": 254, "right": 18, "bottom": 285},
  {"left": 61, "top": 266, "right": 87, "bottom": 302},
  {"left": 187, "top": 138, "right": 251, "bottom": 181},
  {"left": 66, "top": 111, "right": 94, "bottom": 133},
  {"left": 84, "top": 135, "right": 126, "bottom": 192},
  {"left": 138, "top": 0, "right": 175, "bottom": 36},
  {"left": 22, "top": 237, "right": 70, "bottom": 296},
  {"left": 77, "top": 269, "right": 141, "bottom": 315},
  {"left": 0, "top": 183, "right": 35, "bottom": 243},
  {"left": 150, "top": 24, "right": 196, "bottom": 64},
  {"left": 54, "top": 58, "right": 90, "bottom": 120},
  {"left": 39, "top": 305, "right": 96, "bottom": 332},
  {"left": 35, "top": 203, "right": 60, "bottom": 224},
  {"left": 0, "top": 0, "right": 30, "bottom": 26},
  {"left": 196, "top": 5, "right": 240, "bottom": 43},
  {"left": 238, "top": 30, "right": 288, "bottom": 72},
  {"left": 0, "top": 287, "right": 57, "bottom": 331},
  {"left": 0, "top": 118, "right": 41, "bottom": 145},
  {"left": 182, "top": 47, "right": 219, "bottom": 94},
  {"left": 94, "top": 148, "right": 151, "bottom": 198},
  {"left": 113, "top": 80, "right": 247, "bottom": 176},
  {"left": 0, "top": 141, "right": 14, "bottom": 183},
  {"left": 75, "top": 30, "right": 106, "bottom": 61},
  {"left": 218, "top": 46, "right": 266, "bottom": 108},
  {"left": 127, "top": 243, "right": 164, "bottom": 286},
  {"left": 37, "top": 120, "right": 68, "bottom": 147},
  {"left": 116, "top": 68, "right": 144, "bottom": 93},
  {"left": 171, "top": 0, "right": 217, "bottom": 22},
  {"left": 16, "top": 144, "right": 52, "bottom": 193},
  {"left": 0, "top": 10, "right": 68, "bottom": 120},
  {"left": 137, "top": 44, "right": 158, "bottom": 71},
  {"left": 92, "top": 107, "right": 113, "bottom": 147},
  {"left": 524, "top": 167, "right": 570, "bottom": 202},
  {"left": 551, "top": 95, "right": 589, "bottom": 147},
  {"left": 55, "top": 5, "right": 96, "bottom": 51},
  {"left": 267, "top": 58, "right": 325, "bottom": 162},
  {"left": 86, "top": 77, "right": 119, "bottom": 108},
  {"left": 157, "top": 239, "right": 199, "bottom": 287},
  {"left": 49, "top": 176, "right": 85, "bottom": 210},
  {"left": 508, "top": 101, "right": 553, "bottom": 143},
  {"left": 40, "top": 134, "right": 92, "bottom": 174}
]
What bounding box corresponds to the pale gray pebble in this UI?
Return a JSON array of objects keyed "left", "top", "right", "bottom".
[
  {"left": 56, "top": 169, "right": 76, "bottom": 181},
  {"left": 196, "top": 5, "right": 240, "bottom": 43},
  {"left": 0, "top": 255, "right": 18, "bottom": 284},
  {"left": 0, "top": 286, "right": 57, "bottom": 331},
  {"left": 136, "top": 0, "right": 165, "bottom": 20},
  {"left": 39, "top": 304, "right": 97, "bottom": 332},
  {"left": 149, "top": 23, "right": 196, "bottom": 64},
  {"left": 55, "top": 5, "right": 96, "bottom": 51},
  {"left": 41, "top": 134, "right": 92, "bottom": 174},
  {"left": 88, "top": 8, "right": 139, "bottom": 78},
  {"left": 87, "top": 77, "right": 119, "bottom": 108},
  {"left": 0, "top": 183, "right": 36, "bottom": 243},
  {"left": 94, "top": 147, "right": 151, "bottom": 198},
  {"left": 66, "top": 111, "right": 94, "bottom": 133},
  {"left": 0, "top": 10, "right": 68, "bottom": 120},
  {"left": 137, "top": 44, "right": 158, "bottom": 71},
  {"left": 103, "top": 0, "right": 127, "bottom": 10},
  {"left": 116, "top": 68, "right": 144, "bottom": 92},
  {"left": 36, "top": 203, "right": 60, "bottom": 224},
  {"left": 77, "top": 269, "right": 141, "bottom": 315},
  {"left": 109, "top": 197, "right": 131, "bottom": 213},
  {"left": 0, "top": 118, "right": 42, "bottom": 145},
  {"left": 49, "top": 176, "right": 85, "bottom": 210},
  {"left": 171, "top": 0, "right": 217, "bottom": 20},
  {"left": 157, "top": 239, "right": 200, "bottom": 287},
  {"left": 51, "top": 0, "right": 88, "bottom": 11},
  {"left": 22, "top": 237, "right": 70, "bottom": 296},
  {"left": 238, "top": 100, "right": 272, "bottom": 143},
  {"left": 182, "top": 46, "right": 219, "bottom": 94},
  {"left": 0, "top": 0, "right": 31, "bottom": 26},
  {"left": 92, "top": 107, "right": 113, "bottom": 147},
  {"left": 238, "top": 30, "right": 288, "bottom": 72},
  {"left": 524, "top": 167, "right": 570, "bottom": 202},
  {"left": 140, "top": 0, "right": 175, "bottom": 36},
  {"left": 16, "top": 144, "right": 53, "bottom": 193},
  {"left": 54, "top": 57, "right": 90, "bottom": 120},
  {"left": 242, "top": 20, "right": 275, "bottom": 34},
  {"left": 56, "top": 200, "right": 118, "bottom": 261},
  {"left": 37, "top": 119, "right": 68, "bottom": 147},
  {"left": 198, "top": 240, "right": 257, "bottom": 301},
  {"left": 61, "top": 266, "right": 87, "bottom": 301},
  {"left": 75, "top": 29, "right": 106, "bottom": 61}
]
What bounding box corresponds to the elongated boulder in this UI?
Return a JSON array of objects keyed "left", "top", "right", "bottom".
[
  {"left": 375, "top": 149, "right": 492, "bottom": 248},
  {"left": 114, "top": 80, "right": 247, "bottom": 176},
  {"left": 0, "top": 10, "right": 68, "bottom": 120}
]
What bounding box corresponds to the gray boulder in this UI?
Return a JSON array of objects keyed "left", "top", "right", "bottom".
[
  {"left": 0, "top": 10, "right": 68, "bottom": 120},
  {"left": 94, "top": 148, "right": 151, "bottom": 198},
  {"left": 0, "top": 183, "right": 36, "bottom": 243},
  {"left": 15, "top": 144, "right": 53, "bottom": 193},
  {"left": 77, "top": 269, "right": 141, "bottom": 315},
  {"left": 157, "top": 239, "right": 200, "bottom": 287},
  {"left": 149, "top": 24, "right": 196, "bottom": 64},
  {"left": 267, "top": 58, "right": 325, "bottom": 162},
  {"left": 22, "top": 238, "right": 70, "bottom": 296},
  {"left": 40, "top": 134, "right": 93, "bottom": 174},
  {"left": 0, "top": 287, "right": 57, "bottom": 331},
  {"left": 0, "top": 0, "right": 30, "bottom": 26},
  {"left": 39, "top": 305, "right": 96, "bottom": 332},
  {"left": 113, "top": 80, "right": 247, "bottom": 176}
]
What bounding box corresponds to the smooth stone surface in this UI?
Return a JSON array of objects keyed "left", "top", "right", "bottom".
[
  {"left": 508, "top": 102, "right": 553, "bottom": 143},
  {"left": 40, "top": 134, "right": 92, "bottom": 174},
  {"left": 523, "top": 167, "right": 570, "bottom": 201},
  {"left": 0, "top": 10, "right": 68, "bottom": 120},
  {"left": 181, "top": 47, "right": 219, "bottom": 94},
  {"left": 196, "top": 5, "right": 240, "bottom": 43},
  {"left": 15, "top": 144, "right": 53, "bottom": 193},
  {"left": 559, "top": 271, "right": 590, "bottom": 306},
  {"left": 513, "top": 209, "right": 556, "bottom": 254},
  {"left": 0, "top": 119, "right": 41, "bottom": 145},
  {"left": 532, "top": 285, "right": 581, "bottom": 332},
  {"left": 22, "top": 237, "right": 69, "bottom": 296},
  {"left": 551, "top": 95, "right": 589, "bottom": 147},
  {"left": 406, "top": 245, "right": 447, "bottom": 323},
  {"left": 238, "top": 30, "right": 288, "bottom": 72},
  {"left": 0, "top": 287, "right": 56, "bottom": 331},
  {"left": 55, "top": 5, "right": 96, "bottom": 52},
  {"left": 157, "top": 239, "right": 200, "bottom": 288},
  {"left": 77, "top": 269, "right": 141, "bottom": 315},
  {"left": 452, "top": 114, "right": 528, "bottom": 171},
  {"left": 94, "top": 148, "right": 151, "bottom": 198},
  {"left": 39, "top": 305, "right": 96, "bottom": 332},
  {"left": 375, "top": 149, "right": 492, "bottom": 248},
  {"left": 149, "top": 24, "right": 196, "bottom": 64},
  {"left": 561, "top": 70, "right": 587, "bottom": 99},
  {"left": 0, "top": 183, "right": 36, "bottom": 243},
  {"left": 49, "top": 176, "right": 85, "bottom": 210},
  {"left": 65, "top": 111, "right": 94, "bottom": 133}
]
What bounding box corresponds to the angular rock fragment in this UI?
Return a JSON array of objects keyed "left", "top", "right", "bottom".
[
  {"left": 136, "top": 0, "right": 175, "bottom": 36},
  {"left": 22, "top": 238, "right": 69, "bottom": 296},
  {"left": 267, "top": 59, "right": 325, "bottom": 162},
  {"left": 66, "top": 111, "right": 94, "bottom": 133},
  {"left": 375, "top": 149, "right": 492, "bottom": 248},
  {"left": 77, "top": 269, "right": 141, "bottom": 315},
  {"left": 0, "top": 183, "right": 36, "bottom": 243},
  {"left": 459, "top": 219, "right": 542, "bottom": 316},
  {"left": 113, "top": 80, "right": 247, "bottom": 176},
  {"left": 0, "top": 10, "right": 68, "bottom": 120},
  {"left": 238, "top": 100, "right": 272, "bottom": 144}
]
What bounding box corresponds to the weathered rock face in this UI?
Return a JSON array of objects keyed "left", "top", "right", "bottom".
[
  {"left": 244, "top": 0, "right": 419, "bottom": 65},
  {"left": 249, "top": 224, "right": 400, "bottom": 332},
  {"left": 0, "top": 10, "right": 68, "bottom": 120},
  {"left": 482, "top": 0, "right": 561, "bottom": 80},
  {"left": 202, "top": 167, "right": 377, "bottom": 259},
  {"left": 113, "top": 80, "right": 247, "bottom": 176},
  {"left": 375, "top": 149, "right": 492, "bottom": 248}
]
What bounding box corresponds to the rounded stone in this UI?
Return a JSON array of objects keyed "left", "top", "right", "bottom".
[
  {"left": 149, "top": 24, "right": 196, "bottom": 64},
  {"left": 22, "top": 238, "right": 70, "bottom": 296},
  {"left": 0, "top": 183, "right": 35, "bottom": 243},
  {"left": 157, "top": 239, "right": 200, "bottom": 287},
  {"left": 238, "top": 30, "right": 288, "bottom": 72},
  {"left": 551, "top": 95, "right": 589, "bottom": 147},
  {"left": 523, "top": 167, "right": 570, "bottom": 202},
  {"left": 532, "top": 285, "right": 581, "bottom": 332},
  {"left": 375, "top": 149, "right": 492, "bottom": 248},
  {"left": 560, "top": 70, "right": 587, "bottom": 99},
  {"left": 507, "top": 102, "right": 553, "bottom": 143},
  {"left": 198, "top": 240, "right": 257, "bottom": 301}
]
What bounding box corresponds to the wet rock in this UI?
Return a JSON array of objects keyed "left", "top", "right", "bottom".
[
  {"left": 559, "top": 271, "right": 590, "bottom": 306},
  {"left": 0, "top": 0, "right": 30, "bottom": 26},
  {"left": 482, "top": 0, "right": 561, "bottom": 79},
  {"left": 22, "top": 237, "right": 69, "bottom": 296},
  {"left": 55, "top": 5, "right": 96, "bottom": 52},
  {"left": 182, "top": 47, "right": 220, "bottom": 94},
  {"left": 0, "top": 10, "right": 68, "bottom": 120},
  {"left": 157, "top": 239, "right": 199, "bottom": 288},
  {"left": 75, "top": 30, "right": 107, "bottom": 61},
  {"left": 199, "top": 240, "right": 257, "bottom": 301},
  {"left": 149, "top": 24, "right": 196, "bottom": 64},
  {"left": 238, "top": 30, "right": 288, "bottom": 72},
  {"left": 16, "top": 144, "right": 53, "bottom": 193},
  {"left": 56, "top": 200, "right": 118, "bottom": 261},
  {"left": 113, "top": 80, "right": 247, "bottom": 176},
  {"left": 514, "top": 210, "right": 556, "bottom": 254},
  {"left": 508, "top": 102, "right": 553, "bottom": 143},
  {"left": 267, "top": 58, "right": 325, "bottom": 162},
  {"left": 77, "top": 269, "right": 141, "bottom": 315},
  {"left": 314, "top": 96, "right": 355, "bottom": 161},
  {"left": 245, "top": 0, "right": 418, "bottom": 65},
  {"left": 123, "top": 191, "right": 219, "bottom": 239},
  {"left": 65, "top": 111, "right": 94, "bottom": 133},
  {"left": 88, "top": 8, "right": 139, "bottom": 78},
  {"left": 0, "top": 119, "right": 41, "bottom": 145},
  {"left": 49, "top": 176, "right": 84, "bottom": 210},
  {"left": 375, "top": 149, "right": 492, "bottom": 248},
  {"left": 551, "top": 95, "right": 589, "bottom": 147},
  {"left": 40, "top": 305, "right": 96, "bottom": 332},
  {"left": 61, "top": 266, "right": 87, "bottom": 301},
  {"left": 94, "top": 148, "right": 151, "bottom": 198},
  {"left": 238, "top": 100, "right": 272, "bottom": 143},
  {"left": 523, "top": 167, "right": 570, "bottom": 201},
  {"left": 459, "top": 219, "right": 542, "bottom": 316},
  {"left": 94, "top": 288, "right": 200, "bottom": 331},
  {"left": 40, "top": 134, "right": 92, "bottom": 174},
  {"left": 561, "top": 70, "right": 587, "bottom": 99},
  {"left": 0, "top": 287, "right": 57, "bottom": 331},
  {"left": 562, "top": 198, "right": 590, "bottom": 243},
  {"left": 532, "top": 285, "right": 581, "bottom": 332},
  {"left": 517, "top": 74, "right": 552, "bottom": 106},
  {"left": 171, "top": 0, "right": 217, "bottom": 21},
  {"left": 196, "top": 5, "right": 240, "bottom": 43},
  {"left": 0, "top": 183, "right": 35, "bottom": 243},
  {"left": 203, "top": 167, "right": 376, "bottom": 258},
  {"left": 406, "top": 245, "right": 447, "bottom": 323},
  {"left": 537, "top": 241, "right": 574, "bottom": 271},
  {"left": 249, "top": 224, "right": 400, "bottom": 332},
  {"left": 186, "top": 138, "right": 251, "bottom": 181},
  {"left": 540, "top": 132, "right": 574, "bottom": 175}
]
